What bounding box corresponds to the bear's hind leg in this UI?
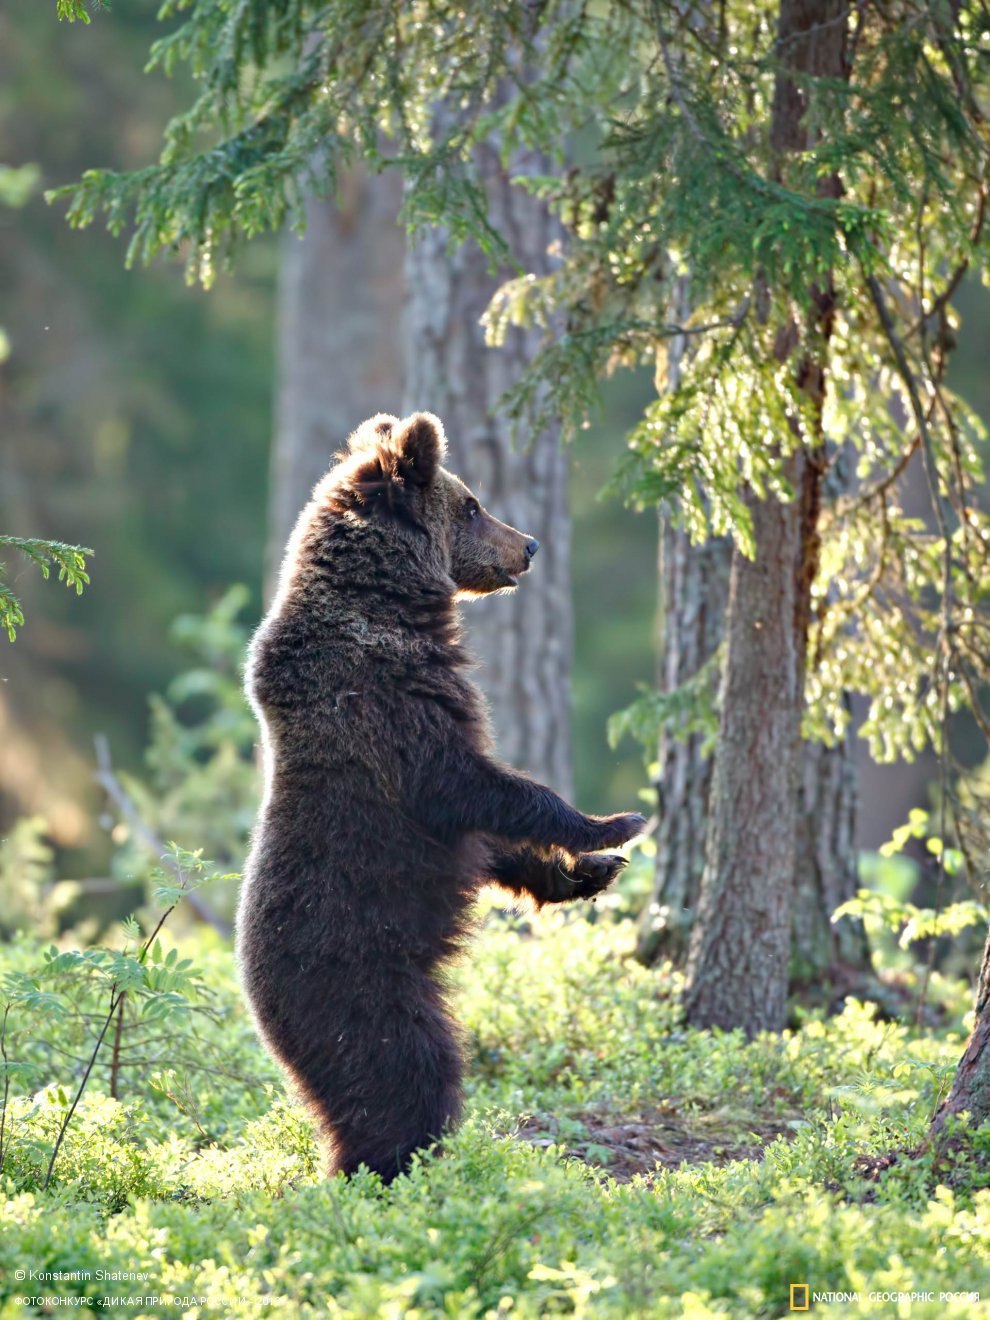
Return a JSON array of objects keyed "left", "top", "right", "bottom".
[
  {"left": 268, "top": 980, "right": 463, "bottom": 1186},
  {"left": 327, "top": 995, "right": 464, "bottom": 1184}
]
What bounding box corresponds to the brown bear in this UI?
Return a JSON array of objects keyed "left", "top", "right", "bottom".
[{"left": 236, "top": 411, "right": 645, "bottom": 1184}]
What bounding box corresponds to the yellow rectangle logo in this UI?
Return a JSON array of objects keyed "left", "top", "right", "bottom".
[{"left": 790, "top": 1284, "right": 810, "bottom": 1311}]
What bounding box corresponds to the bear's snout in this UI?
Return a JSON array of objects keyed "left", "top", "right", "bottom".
[{"left": 449, "top": 498, "right": 540, "bottom": 594}]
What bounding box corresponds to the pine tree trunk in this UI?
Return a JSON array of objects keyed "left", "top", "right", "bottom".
[
  {"left": 931, "top": 934, "right": 990, "bottom": 1137},
  {"left": 637, "top": 523, "right": 729, "bottom": 965},
  {"left": 638, "top": 290, "right": 868, "bottom": 990},
  {"left": 684, "top": 470, "right": 812, "bottom": 1032},
  {"left": 683, "top": 0, "right": 850, "bottom": 1032},
  {"left": 638, "top": 277, "right": 728, "bottom": 966},
  {"left": 638, "top": 531, "right": 869, "bottom": 981},
  {"left": 266, "top": 168, "right": 405, "bottom": 593},
  {"left": 403, "top": 139, "right": 572, "bottom": 794},
  {"left": 792, "top": 722, "right": 871, "bottom": 983}
]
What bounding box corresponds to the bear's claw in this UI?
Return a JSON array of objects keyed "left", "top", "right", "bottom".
[{"left": 567, "top": 851, "right": 628, "bottom": 900}]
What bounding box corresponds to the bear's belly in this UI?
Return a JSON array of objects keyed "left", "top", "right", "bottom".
[{"left": 236, "top": 815, "right": 480, "bottom": 1015}]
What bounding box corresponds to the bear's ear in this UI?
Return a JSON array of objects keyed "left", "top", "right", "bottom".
[
  {"left": 336, "top": 413, "right": 444, "bottom": 529},
  {"left": 389, "top": 412, "right": 446, "bottom": 489},
  {"left": 344, "top": 413, "right": 399, "bottom": 455},
  {"left": 333, "top": 411, "right": 445, "bottom": 528}
]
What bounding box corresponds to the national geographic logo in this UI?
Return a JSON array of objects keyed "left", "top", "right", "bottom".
[{"left": 788, "top": 1284, "right": 979, "bottom": 1309}]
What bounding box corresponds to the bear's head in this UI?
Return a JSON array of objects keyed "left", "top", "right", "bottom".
[{"left": 332, "top": 412, "right": 540, "bottom": 596}]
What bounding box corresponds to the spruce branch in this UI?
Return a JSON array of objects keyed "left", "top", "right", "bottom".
[
  {"left": 0, "top": 536, "right": 92, "bottom": 642},
  {"left": 56, "top": 0, "right": 109, "bottom": 23}
]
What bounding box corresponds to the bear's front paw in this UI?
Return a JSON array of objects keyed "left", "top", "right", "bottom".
[
  {"left": 587, "top": 812, "right": 647, "bottom": 851},
  {"left": 568, "top": 852, "right": 628, "bottom": 901}
]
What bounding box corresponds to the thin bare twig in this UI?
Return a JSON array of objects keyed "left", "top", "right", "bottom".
[
  {"left": 43, "top": 984, "right": 123, "bottom": 1191},
  {"left": 864, "top": 272, "right": 953, "bottom": 552},
  {"left": 832, "top": 433, "right": 921, "bottom": 518},
  {"left": 93, "top": 734, "right": 231, "bottom": 936},
  {"left": 905, "top": 181, "right": 988, "bottom": 340},
  {"left": 109, "top": 993, "right": 126, "bottom": 1101}
]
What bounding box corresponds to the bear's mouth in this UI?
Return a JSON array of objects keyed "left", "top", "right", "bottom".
[{"left": 498, "top": 567, "right": 522, "bottom": 587}]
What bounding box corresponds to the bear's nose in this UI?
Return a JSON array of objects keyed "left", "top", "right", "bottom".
[{"left": 525, "top": 539, "right": 540, "bottom": 561}]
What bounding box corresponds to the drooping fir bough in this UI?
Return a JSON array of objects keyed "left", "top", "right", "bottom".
[
  {"left": 54, "top": 3, "right": 990, "bottom": 1076},
  {"left": 0, "top": 536, "right": 91, "bottom": 643}
]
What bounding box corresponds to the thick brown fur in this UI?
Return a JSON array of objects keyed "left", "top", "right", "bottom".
[{"left": 236, "top": 412, "right": 645, "bottom": 1184}]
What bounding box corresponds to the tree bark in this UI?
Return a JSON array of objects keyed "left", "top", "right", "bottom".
[
  {"left": 266, "top": 167, "right": 405, "bottom": 595},
  {"left": 639, "top": 262, "right": 867, "bottom": 988},
  {"left": 683, "top": 0, "right": 850, "bottom": 1033},
  {"left": 684, "top": 473, "right": 811, "bottom": 1031},
  {"left": 792, "top": 722, "right": 871, "bottom": 981},
  {"left": 639, "top": 529, "right": 869, "bottom": 978},
  {"left": 404, "top": 139, "right": 572, "bottom": 794},
  {"left": 637, "top": 526, "right": 729, "bottom": 966},
  {"left": 931, "top": 932, "right": 990, "bottom": 1137}
]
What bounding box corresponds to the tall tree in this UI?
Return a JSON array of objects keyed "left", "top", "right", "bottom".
[
  {"left": 638, "top": 277, "right": 866, "bottom": 987},
  {"left": 638, "top": 524, "right": 727, "bottom": 966},
  {"left": 684, "top": 0, "right": 852, "bottom": 1031},
  {"left": 404, "top": 130, "right": 571, "bottom": 790},
  {"left": 59, "top": 1, "right": 990, "bottom": 1043},
  {"left": 268, "top": 167, "right": 405, "bottom": 593},
  {"left": 273, "top": 154, "right": 570, "bottom": 788},
  {"left": 641, "top": 532, "right": 869, "bottom": 990}
]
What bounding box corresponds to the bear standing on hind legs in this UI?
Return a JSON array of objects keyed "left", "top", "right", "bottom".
[{"left": 236, "top": 412, "right": 645, "bottom": 1184}]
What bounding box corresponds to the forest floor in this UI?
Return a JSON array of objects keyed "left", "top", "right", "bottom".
[
  {"left": 514, "top": 1107, "right": 795, "bottom": 1181},
  {"left": 0, "top": 899, "right": 988, "bottom": 1317}
]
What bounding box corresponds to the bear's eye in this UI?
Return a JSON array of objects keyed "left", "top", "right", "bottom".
[{"left": 465, "top": 499, "right": 481, "bottom": 521}]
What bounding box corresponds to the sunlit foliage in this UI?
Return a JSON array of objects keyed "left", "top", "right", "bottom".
[
  {"left": 0, "top": 905, "right": 987, "bottom": 1313},
  {"left": 0, "top": 537, "right": 91, "bottom": 643}
]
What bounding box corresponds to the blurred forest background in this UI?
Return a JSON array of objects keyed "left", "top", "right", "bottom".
[
  {"left": 1, "top": 0, "right": 988, "bottom": 901},
  {"left": 0, "top": 2, "right": 653, "bottom": 892}
]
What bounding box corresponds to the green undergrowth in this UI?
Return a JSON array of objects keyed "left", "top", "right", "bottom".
[{"left": 1, "top": 906, "right": 988, "bottom": 1318}]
